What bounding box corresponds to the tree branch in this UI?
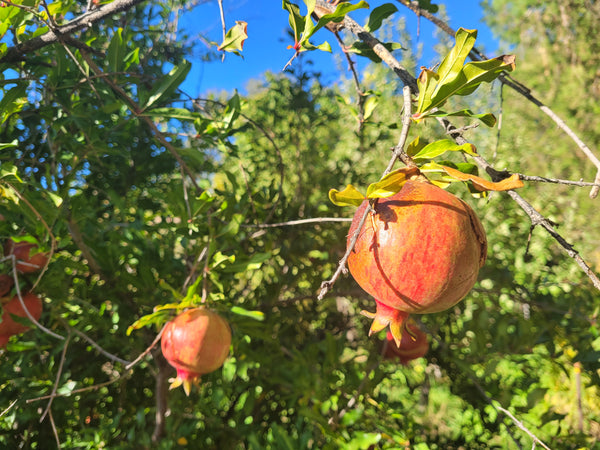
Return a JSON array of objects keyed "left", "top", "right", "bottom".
[
  {"left": 0, "top": 0, "right": 146, "bottom": 64},
  {"left": 395, "top": 0, "right": 600, "bottom": 199}
]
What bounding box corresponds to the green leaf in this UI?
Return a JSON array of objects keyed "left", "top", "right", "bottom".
[
  {"left": 366, "top": 167, "right": 419, "bottom": 198},
  {"left": 363, "top": 95, "right": 379, "bottom": 121},
  {"left": 417, "top": 0, "right": 438, "bottom": 13},
  {"left": 412, "top": 139, "right": 478, "bottom": 161},
  {"left": 282, "top": 0, "right": 304, "bottom": 44},
  {"left": 329, "top": 184, "right": 365, "bottom": 207},
  {"left": 426, "top": 109, "right": 497, "bottom": 127},
  {"left": 230, "top": 306, "right": 265, "bottom": 321},
  {"left": 414, "top": 28, "right": 516, "bottom": 119},
  {"left": 218, "top": 21, "right": 248, "bottom": 55},
  {"left": 0, "top": 140, "right": 18, "bottom": 150},
  {"left": 405, "top": 136, "right": 426, "bottom": 157},
  {"left": 142, "top": 60, "right": 191, "bottom": 110},
  {"left": 107, "top": 28, "right": 126, "bottom": 72},
  {"left": 364, "top": 3, "right": 397, "bottom": 33}
]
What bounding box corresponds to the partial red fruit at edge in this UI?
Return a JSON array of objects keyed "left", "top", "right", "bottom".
[
  {"left": 4, "top": 239, "right": 49, "bottom": 274},
  {"left": 383, "top": 322, "right": 429, "bottom": 365},
  {"left": 347, "top": 179, "right": 487, "bottom": 341},
  {"left": 161, "top": 308, "right": 232, "bottom": 396},
  {"left": 0, "top": 274, "right": 13, "bottom": 297},
  {"left": 0, "top": 292, "right": 43, "bottom": 337}
]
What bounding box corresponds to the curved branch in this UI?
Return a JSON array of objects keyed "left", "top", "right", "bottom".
[{"left": 0, "top": 0, "right": 146, "bottom": 64}]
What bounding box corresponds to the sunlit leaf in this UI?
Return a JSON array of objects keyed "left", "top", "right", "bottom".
[
  {"left": 329, "top": 184, "right": 365, "bottom": 207},
  {"left": 218, "top": 21, "right": 248, "bottom": 55},
  {"left": 230, "top": 306, "right": 265, "bottom": 321},
  {"left": 142, "top": 60, "right": 191, "bottom": 110},
  {"left": 366, "top": 167, "right": 419, "bottom": 198},
  {"left": 412, "top": 139, "right": 478, "bottom": 161}
]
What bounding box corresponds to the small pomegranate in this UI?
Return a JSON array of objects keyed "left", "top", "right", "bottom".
[
  {"left": 0, "top": 292, "right": 43, "bottom": 337},
  {"left": 161, "top": 308, "right": 231, "bottom": 396},
  {"left": 0, "top": 274, "right": 13, "bottom": 297},
  {"left": 383, "top": 322, "right": 429, "bottom": 364},
  {"left": 347, "top": 179, "right": 487, "bottom": 343},
  {"left": 4, "top": 238, "right": 49, "bottom": 273}
]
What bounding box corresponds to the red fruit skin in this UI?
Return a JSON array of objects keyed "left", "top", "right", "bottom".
[
  {"left": 0, "top": 293, "right": 43, "bottom": 337},
  {"left": 348, "top": 180, "right": 486, "bottom": 315},
  {"left": 0, "top": 335, "right": 10, "bottom": 348},
  {"left": 4, "top": 239, "right": 49, "bottom": 274},
  {"left": 383, "top": 325, "right": 429, "bottom": 365},
  {"left": 0, "top": 275, "right": 13, "bottom": 297},
  {"left": 161, "top": 308, "right": 232, "bottom": 395}
]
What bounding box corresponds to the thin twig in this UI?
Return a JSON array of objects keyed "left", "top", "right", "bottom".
[
  {"left": 518, "top": 174, "right": 600, "bottom": 188},
  {"left": 0, "top": 399, "right": 18, "bottom": 419},
  {"left": 245, "top": 217, "right": 352, "bottom": 228},
  {"left": 26, "top": 376, "right": 126, "bottom": 404},
  {"left": 496, "top": 405, "right": 551, "bottom": 450},
  {"left": 40, "top": 332, "right": 71, "bottom": 423},
  {"left": 69, "top": 326, "right": 131, "bottom": 366},
  {"left": 48, "top": 409, "right": 61, "bottom": 449},
  {"left": 217, "top": 0, "right": 227, "bottom": 62},
  {"left": 124, "top": 324, "right": 167, "bottom": 370},
  {"left": 8, "top": 257, "right": 65, "bottom": 340}
]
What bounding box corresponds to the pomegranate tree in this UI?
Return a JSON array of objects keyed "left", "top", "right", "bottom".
[
  {"left": 347, "top": 178, "right": 487, "bottom": 344},
  {"left": 0, "top": 292, "right": 43, "bottom": 346},
  {"left": 383, "top": 322, "right": 429, "bottom": 365},
  {"left": 161, "top": 308, "right": 232, "bottom": 396}
]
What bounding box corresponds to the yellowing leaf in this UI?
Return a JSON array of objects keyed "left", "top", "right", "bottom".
[
  {"left": 366, "top": 167, "right": 420, "bottom": 198},
  {"left": 440, "top": 165, "right": 525, "bottom": 191},
  {"left": 329, "top": 184, "right": 365, "bottom": 207}
]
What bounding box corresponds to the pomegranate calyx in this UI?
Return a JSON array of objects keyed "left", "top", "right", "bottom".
[
  {"left": 361, "top": 301, "right": 410, "bottom": 346},
  {"left": 169, "top": 370, "right": 201, "bottom": 396}
]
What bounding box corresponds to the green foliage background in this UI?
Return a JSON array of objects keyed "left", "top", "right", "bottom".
[{"left": 0, "top": 0, "right": 599, "bottom": 448}]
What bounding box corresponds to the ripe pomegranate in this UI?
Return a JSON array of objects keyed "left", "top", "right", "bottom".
[
  {"left": 347, "top": 178, "right": 487, "bottom": 344},
  {"left": 4, "top": 238, "right": 49, "bottom": 273},
  {"left": 161, "top": 308, "right": 231, "bottom": 396},
  {"left": 382, "top": 322, "right": 429, "bottom": 364},
  {"left": 0, "top": 292, "right": 43, "bottom": 337},
  {"left": 0, "top": 274, "right": 13, "bottom": 297}
]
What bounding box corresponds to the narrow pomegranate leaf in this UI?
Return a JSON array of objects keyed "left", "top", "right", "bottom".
[
  {"left": 329, "top": 184, "right": 365, "bottom": 207},
  {"left": 411, "top": 139, "right": 477, "bottom": 161},
  {"left": 440, "top": 165, "right": 525, "bottom": 191},
  {"left": 366, "top": 167, "right": 420, "bottom": 199},
  {"left": 413, "top": 28, "right": 515, "bottom": 120},
  {"left": 218, "top": 21, "right": 248, "bottom": 55},
  {"left": 425, "top": 109, "right": 497, "bottom": 127},
  {"left": 230, "top": 306, "right": 265, "bottom": 321}
]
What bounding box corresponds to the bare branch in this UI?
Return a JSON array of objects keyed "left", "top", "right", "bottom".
[
  {"left": 496, "top": 405, "right": 551, "bottom": 450},
  {"left": 0, "top": 0, "right": 146, "bottom": 64}
]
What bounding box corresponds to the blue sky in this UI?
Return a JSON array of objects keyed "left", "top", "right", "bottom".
[{"left": 180, "top": 1, "right": 499, "bottom": 97}]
